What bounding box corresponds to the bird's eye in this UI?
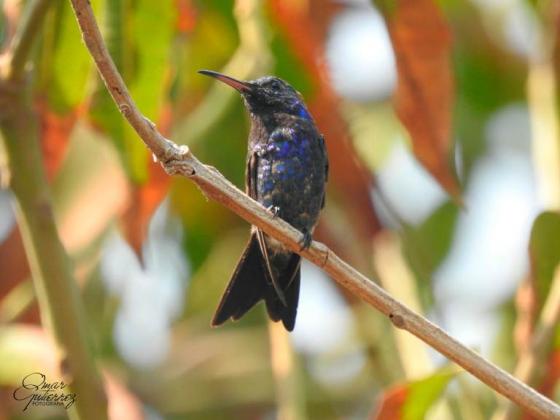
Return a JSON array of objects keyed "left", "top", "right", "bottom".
[{"left": 269, "top": 80, "right": 282, "bottom": 92}]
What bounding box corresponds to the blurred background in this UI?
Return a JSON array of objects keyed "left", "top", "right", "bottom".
[{"left": 0, "top": 0, "right": 559, "bottom": 418}]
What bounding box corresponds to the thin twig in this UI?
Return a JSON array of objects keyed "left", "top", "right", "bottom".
[{"left": 67, "top": 0, "right": 560, "bottom": 418}]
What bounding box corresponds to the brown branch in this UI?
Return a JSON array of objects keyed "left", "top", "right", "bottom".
[{"left": 68, "top": 0, "right": 560, "bottom": 418}]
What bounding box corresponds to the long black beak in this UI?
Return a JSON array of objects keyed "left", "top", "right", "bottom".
[{"left": 198, "top": 70, "right": 252, "bottom": 93}]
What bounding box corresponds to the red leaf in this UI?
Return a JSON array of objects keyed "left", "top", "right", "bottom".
[{"left": 385, "top": 0, "right": 461, "bottom": 199}]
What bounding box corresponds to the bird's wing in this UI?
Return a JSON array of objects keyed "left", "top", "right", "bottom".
[
  {"left": 246, "top": 151, "right": 258, "bottom": 199},
  {"left": 319, "top": 134, "right": 328, "bottom": 209},
  {"left": 246, "top": 151, "right": 288, "bottom": 307},
  {"left": 320, "top": 134, "right": 329, "bottom": 182}
]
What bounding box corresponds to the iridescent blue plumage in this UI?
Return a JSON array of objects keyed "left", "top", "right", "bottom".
[
  {"left": 296, "top": 104, "right": 312, "bottom": 120},
  {"left": 198, "top": 70, "right": 328, "bottom": 331}
]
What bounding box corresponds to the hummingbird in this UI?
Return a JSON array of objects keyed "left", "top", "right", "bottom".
[{"left": 199, "top": 70, "right": 328, "bottom": 331}]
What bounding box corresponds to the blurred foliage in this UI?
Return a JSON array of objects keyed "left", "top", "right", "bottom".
[
  {"left": 530, "top": 212, "right": 560, "bottom": 306},
  {"left": 0, "top": 0, "right": 559, "bottom": 419},
  {"left": 374, "top": 367, "right": 457, "bottom": 420},
  {"left": 36, "top": 0, "right": 96, "bottom": 113},
  {"left": 403, "top": 201, "right": 459, "bottom": 308}
]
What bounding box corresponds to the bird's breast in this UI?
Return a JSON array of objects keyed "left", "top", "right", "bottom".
[{"left": 253, "top": 126, "right": 326, "bottom": 232}]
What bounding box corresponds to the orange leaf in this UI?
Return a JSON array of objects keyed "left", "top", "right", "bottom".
[
  {"left": 371, "top": 385, "right": 408, "bottom": 419},
  {"left": 120, "top": 105, "right": 173, "bottom": 259},
  {"left": 521, "top": 350, "right": 560, "bottom": 420},
  {"left": 539, "top": 350, "right": 560, "bottom": 400},
  {"left": 35, "top": 100, "right": 79, "bottom": 181},
  {"left": 174, "top": 0, "right": 197, "bottom": 34},
  {"left": 121, "top": 161, "right": 171, "bottom": 259},
  {"left": 386, "top": 0, "right": 461, "bottom": 199},
  {"left": 514, "top": 278, "right": 538, "bottom": 356}
]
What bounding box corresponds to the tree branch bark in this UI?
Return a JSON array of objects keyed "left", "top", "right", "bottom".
[
  {"left": 68, "top": 0, "right": 560, "bottom": 418},
  {"left": 0, "top": 1, "right": 108, "bottom": 419}
]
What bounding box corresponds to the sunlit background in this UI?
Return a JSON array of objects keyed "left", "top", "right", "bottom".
[{"left": 1, "top": 0, "right": 559, "bottom": 419}]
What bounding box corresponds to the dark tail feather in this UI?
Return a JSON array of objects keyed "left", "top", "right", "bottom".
[
  {"left": 264, "top": 254, "right": 301, "bottom": 331},
  {"left": 212, "top": 234, "right": 267, "bottom": 326},
  {"left": 212, "top": 234, "right": 301, "bottom": 331}
]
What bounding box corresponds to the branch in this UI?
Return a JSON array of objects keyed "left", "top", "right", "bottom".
[
  {"left": 68, "top": 0, "right": 560, "bottom": 418},
  {"left": 0, "top": 1, "right": 108, "bottom": 419}
]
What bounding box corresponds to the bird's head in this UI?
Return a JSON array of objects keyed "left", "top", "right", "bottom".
[{"left": 198, "top": 70, "right": 312, "bottom": 120}]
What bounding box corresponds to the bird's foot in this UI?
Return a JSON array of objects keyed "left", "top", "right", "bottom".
[
  {"left": 266, "top": 205, "right": 280, "bottom": 219},
  {"left": 298, "top": 229, "right": 313, "bottom": 251}
]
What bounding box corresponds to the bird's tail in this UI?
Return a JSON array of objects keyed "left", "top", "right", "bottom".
[{"left": 212, "top": 233, "right": 301, "bottom": 331}]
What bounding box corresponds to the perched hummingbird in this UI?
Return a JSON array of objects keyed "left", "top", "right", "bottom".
[{"left": 199, "top": 70, "right": 328, "bottom": 331}]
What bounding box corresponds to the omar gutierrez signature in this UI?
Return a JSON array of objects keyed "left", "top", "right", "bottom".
[{"left": 13, "top": 372, "right": 76, "bottom": 411}]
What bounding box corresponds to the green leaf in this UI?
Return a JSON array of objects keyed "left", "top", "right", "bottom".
[
  {"left": 529, "top": 211, "right": 560, "bottom": 307},
  {"left": 0, "top": 326, "right": 54, "bottom": 386},
  {"left": 450, "top": 1, "right": 526, "bottom": 175},
  {"left": 402, "top": 368, "right": 456, "bottom": 420},
  {"left": 37, "top": 0, "right": 99, "bottom": 113},
  {"left": 175, "top": 6, "right": 238, "bottom": 97},
  {"left": 403, "top": 201, "right": 458, "bottom": 301},
  {"left": 130, "top": 0, "right": 174, "bottom": 120},
  {"left": 88, "top": 0, "right": 175, "bottom": 183},
  {"left": 0, "top": 2, "right": 5, "bottom": 48},
  {"left": 269, "top": 30, "right": 313, "bottom": 97}
]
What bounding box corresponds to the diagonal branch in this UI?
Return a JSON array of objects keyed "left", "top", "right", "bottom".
[{"left": 68, "top": 0, "right": 560, "bottom": 418}]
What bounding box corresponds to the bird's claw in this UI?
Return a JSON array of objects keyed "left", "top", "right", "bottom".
[
  {"left": 267, "top": 205, "right": 280, "bottom": 219},
  {"left": 298, "top": 229, "right": 313, "bottom": 251}
]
